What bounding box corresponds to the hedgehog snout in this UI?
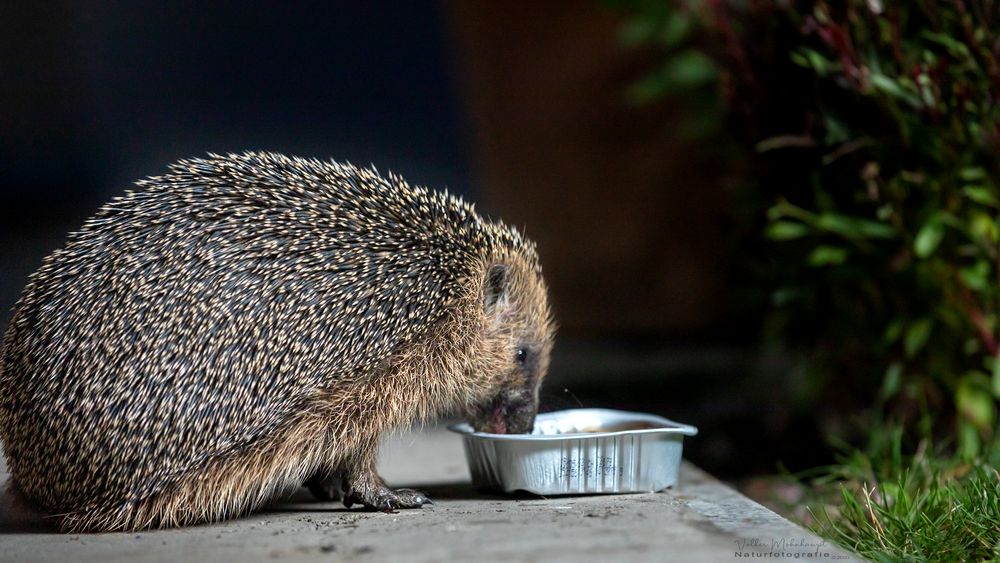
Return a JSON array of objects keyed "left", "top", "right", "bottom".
[{"left": 470, "top": 388, "right": 537, "bottom": 435}]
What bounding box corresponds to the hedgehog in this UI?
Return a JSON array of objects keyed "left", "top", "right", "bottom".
[{"left": 0, "top": 151, "right": 554, "bottom": 532}]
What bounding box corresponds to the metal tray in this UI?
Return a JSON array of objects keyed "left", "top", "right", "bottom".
[{"left": 449, "top": 408, "right": 698, "bottom": 495}]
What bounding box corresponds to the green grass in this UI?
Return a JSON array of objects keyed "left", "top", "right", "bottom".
[
  {"left": 813, "top": 466, "right": 1000, "bottom": 561},
  {"left": 804, "top": 433, "right": 1000, "bottom": 562}
]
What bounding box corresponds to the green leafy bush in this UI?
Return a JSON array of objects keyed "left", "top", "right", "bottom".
[
  {"left": 611, "top": 0, "right": 1000, "bottom": 457},
  {"left": 609, "top": 0, "right": 1000, "bottom": 558}
]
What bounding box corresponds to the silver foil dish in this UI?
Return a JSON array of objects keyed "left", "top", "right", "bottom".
[{"left": 449, "top": 408, "right": 698, "bottom": 495}]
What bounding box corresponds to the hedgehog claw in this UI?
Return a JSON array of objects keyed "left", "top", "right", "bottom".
[{"left": 342, "top": 485, "right": 432, "bottom": 511}]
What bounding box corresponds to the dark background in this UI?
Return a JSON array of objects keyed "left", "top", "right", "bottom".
[
  {"left": 1, "top": 0, "right": 472, "bottom": 311},
  {"left": 0, "top": 1, "right": 825, "bottom": 479}
]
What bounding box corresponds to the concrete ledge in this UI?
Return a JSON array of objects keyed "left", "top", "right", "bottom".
[{"left": 0, "top": 428, "right": 857, "bottom": 562}]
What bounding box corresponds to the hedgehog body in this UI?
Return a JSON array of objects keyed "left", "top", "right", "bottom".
[{"left": 0, "top": 152, "right": 553, "bottom": 532}]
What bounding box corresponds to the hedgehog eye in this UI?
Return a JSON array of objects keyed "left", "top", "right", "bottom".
[{"left": 516, "top": 347, "right": 529, "bottom": 365}]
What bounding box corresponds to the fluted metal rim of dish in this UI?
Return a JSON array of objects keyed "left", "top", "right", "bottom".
[{"left": 448, "top": 408, "right": 698, "bottom": 440}]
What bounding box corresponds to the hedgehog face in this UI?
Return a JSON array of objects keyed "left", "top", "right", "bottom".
[{"left": 470, "top": 259, "right": 554, "bottom": 434}]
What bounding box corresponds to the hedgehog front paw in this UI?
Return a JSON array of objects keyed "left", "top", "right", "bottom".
[{"left": 341, "top": 478, "right": 432, "bottom": 512}]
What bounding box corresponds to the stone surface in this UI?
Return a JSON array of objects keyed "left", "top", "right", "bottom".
[{"left": 0, "top": 427, "right": 857, "bottom": 562}]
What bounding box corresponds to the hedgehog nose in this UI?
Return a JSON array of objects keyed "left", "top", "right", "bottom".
[
  {"left": 504, "top": 404, "right": 537, "bottom": 435},
  {"left": 497, "top": 394, "right": 537, "bottom": 435},
  {"left": 471, "top": 393, "right": 538, "bottom": 435}
]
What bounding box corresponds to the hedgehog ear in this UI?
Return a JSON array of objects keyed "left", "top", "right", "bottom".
[{"left": 483, "top": 263, "right": 510, "bottom": 314}]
